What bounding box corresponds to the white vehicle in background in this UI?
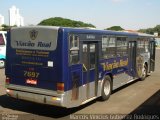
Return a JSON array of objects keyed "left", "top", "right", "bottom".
[{"left": 0, "top": 31, "right": 7, "bottom": 68}]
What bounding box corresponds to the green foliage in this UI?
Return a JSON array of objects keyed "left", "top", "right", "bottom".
[
  {"left": 138, "top": 25, "right": 160, "bottom": 35},
  {"left": 138, "top": 28, "right": 154, "bottom": 34},
  {"left": 1, "top": 24, "right": 16, "bottom": 31},
  {"left": 138, "top": 29, "right": 146, "bottom": 33},
  {"left": 105, "top": 26, "right": 124, "bottom": 31},
  {"left": 1, "top": 24, "right": 9, "bottom": 31},
  {"left": 38, "top": 17, "right": 95, "bottom": 28},
  {"left": 154, "top": 25, "right": 160, "bottom": 34}
]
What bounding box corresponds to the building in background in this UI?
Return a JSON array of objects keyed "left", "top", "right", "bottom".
[
  {"left": 0, "top": 14, "right": 4, "bottom": 26},
  {"left": 154, "top": 32, "right": 158, "bottom": 37},
  {"left": 9, "top": 6, "right": 24, "bottom": 27}
]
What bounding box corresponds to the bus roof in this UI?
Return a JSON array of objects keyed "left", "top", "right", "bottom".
[
  {"left": 11, "top": 26, "right": 154, "bottom": 38},
  {"left": 137, "top": 32, "right": 155, "bottom": 37},
  {"left": 60, "top": 26, "right": 154, "bottom": 38},
  {"left": 61, "top": 27, "right": 138, "bottom": 36}
]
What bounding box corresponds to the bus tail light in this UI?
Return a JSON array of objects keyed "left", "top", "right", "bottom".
[
  {"left": 57, "top": 83, "right": 64, "bottom": 93},
  {"left": 6, "top": 77, "right": 10, "bottom": 85}
]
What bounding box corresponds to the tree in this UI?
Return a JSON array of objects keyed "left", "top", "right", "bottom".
[
  {"left": 138, "top": 29, "right": 147, "bottom": 33},
  {"left": 154, "top": 25, "right": 160, "bottom": 35},
  {"left": 38, "top": 17, "right": 96, "bottom": 28},
  {"left": 1, "top": 24, "right": 10, "bottom": 31},
  {"left": 1, "top": 24, "right": 17, "bottom": 31},
  {"left": 105, "top": 26, "right": 124, "bottom": 31},
  {"left": 138, "top": 25, "right": 160, "bottom": 35},
  {"left": 139, "top": 28, "right": 154, "bottom": 34}
]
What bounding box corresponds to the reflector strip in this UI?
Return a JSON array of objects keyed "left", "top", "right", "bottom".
[{"left": 26, "top": 79, "right": 37, "bottom": 85}]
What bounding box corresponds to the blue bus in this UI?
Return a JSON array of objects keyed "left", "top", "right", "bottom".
[{"left": 5, "top": 26, "right": 155, "bottom": 108}]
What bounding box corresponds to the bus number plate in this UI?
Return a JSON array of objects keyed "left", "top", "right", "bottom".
[{"left": 24, "top": 71, "right": 40, "bottom": 78}]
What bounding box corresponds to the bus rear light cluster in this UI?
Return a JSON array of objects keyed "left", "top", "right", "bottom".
[
  {"left": 57, "top": 83, "right": 64, "bottom": 93},
  {"left": 6, "top": 77, "right": 10, "bottom": 85}
]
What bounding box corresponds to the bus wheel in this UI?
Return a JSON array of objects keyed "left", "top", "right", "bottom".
[
  {"left": 101, "top": 76, "right": 112, "bottom": 101},
  {"left": 140, "top": 64, "right": 147, "bottom": 80}
]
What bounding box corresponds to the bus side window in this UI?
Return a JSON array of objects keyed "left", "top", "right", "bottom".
[
  {"left": 138, "top": 38, "right": 146, "bottom": 53},
  {"left": 0, "top": 33, "right": 5, "bottom": 45},
  {"left": 90, "top": 44, "right": 96, "bottom": 69},
  {"left": 82, "top": 44, "right": 88, "bottom": 71},
  {"left": 116, "top": 37, "right": 128, "bottom": 57},
  {"left": 69, "top": 35, "right": 80, "bottom": 65},
  {"left": 102, "top": 36, "right": 116, "bottom": 59},
  {"left": 145, "top": 39, "right": 149, "bottom": 52}
]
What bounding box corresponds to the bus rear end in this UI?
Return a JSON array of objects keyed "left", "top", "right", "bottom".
[{"left": 5, "top": 26, "right": 67, "bottom": 107}]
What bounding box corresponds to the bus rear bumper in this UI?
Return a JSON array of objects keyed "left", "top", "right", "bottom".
[{"left": 6, "top": 88, "right": 64, "bottom": 107}]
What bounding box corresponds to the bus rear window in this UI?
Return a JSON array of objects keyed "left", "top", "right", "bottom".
[
  {"left": 11, "top": 27, "right": 58, "bottom": 51},
  {"left": 0, "top": 33, "right": 5, "bottom": 45}
]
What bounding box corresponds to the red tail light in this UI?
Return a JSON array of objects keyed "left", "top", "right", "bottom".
[
  {"left": 6, "top": 77, "right": 10, "bottom": 85},
  {"left": 57, "top": 83, "right": 64, "bottom": 93}
]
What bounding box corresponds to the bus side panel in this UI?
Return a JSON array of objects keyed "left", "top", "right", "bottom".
[
  {"left": 99, "top": 56, "right": 133, "bottom": 90},
  {"left": 99, "top": 57, "right": 129, "bottom": 76}
]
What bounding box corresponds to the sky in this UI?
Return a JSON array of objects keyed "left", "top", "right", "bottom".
[{"left": 0, "top": 0, "right": 160, "bottom": 30}]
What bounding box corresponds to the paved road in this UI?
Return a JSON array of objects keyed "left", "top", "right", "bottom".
[{"left": 0, "top": 50, "right": 160, "bottom": 120}]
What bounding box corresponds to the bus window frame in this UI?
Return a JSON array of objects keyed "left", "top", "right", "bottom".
[
  {"left": 101, "top": 35, "right": 116, "bottom": 59},
  {"left": 116, "top": 36, "right": 128, "bottom": 57},
  {"left": 69, "top": 34, "right": 80, "bottom": 66}
]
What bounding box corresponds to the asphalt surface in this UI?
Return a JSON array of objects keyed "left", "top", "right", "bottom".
[{"left": 0, "top": 49, "right": 160, "bottom": 120}]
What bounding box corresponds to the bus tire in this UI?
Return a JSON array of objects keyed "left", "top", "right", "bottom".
[
  {"left": 100, "top": 76, "right": 112, "bottom": 101},
  {"left": 140, "top": 64, "right": 147, "bottom": 81}
]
